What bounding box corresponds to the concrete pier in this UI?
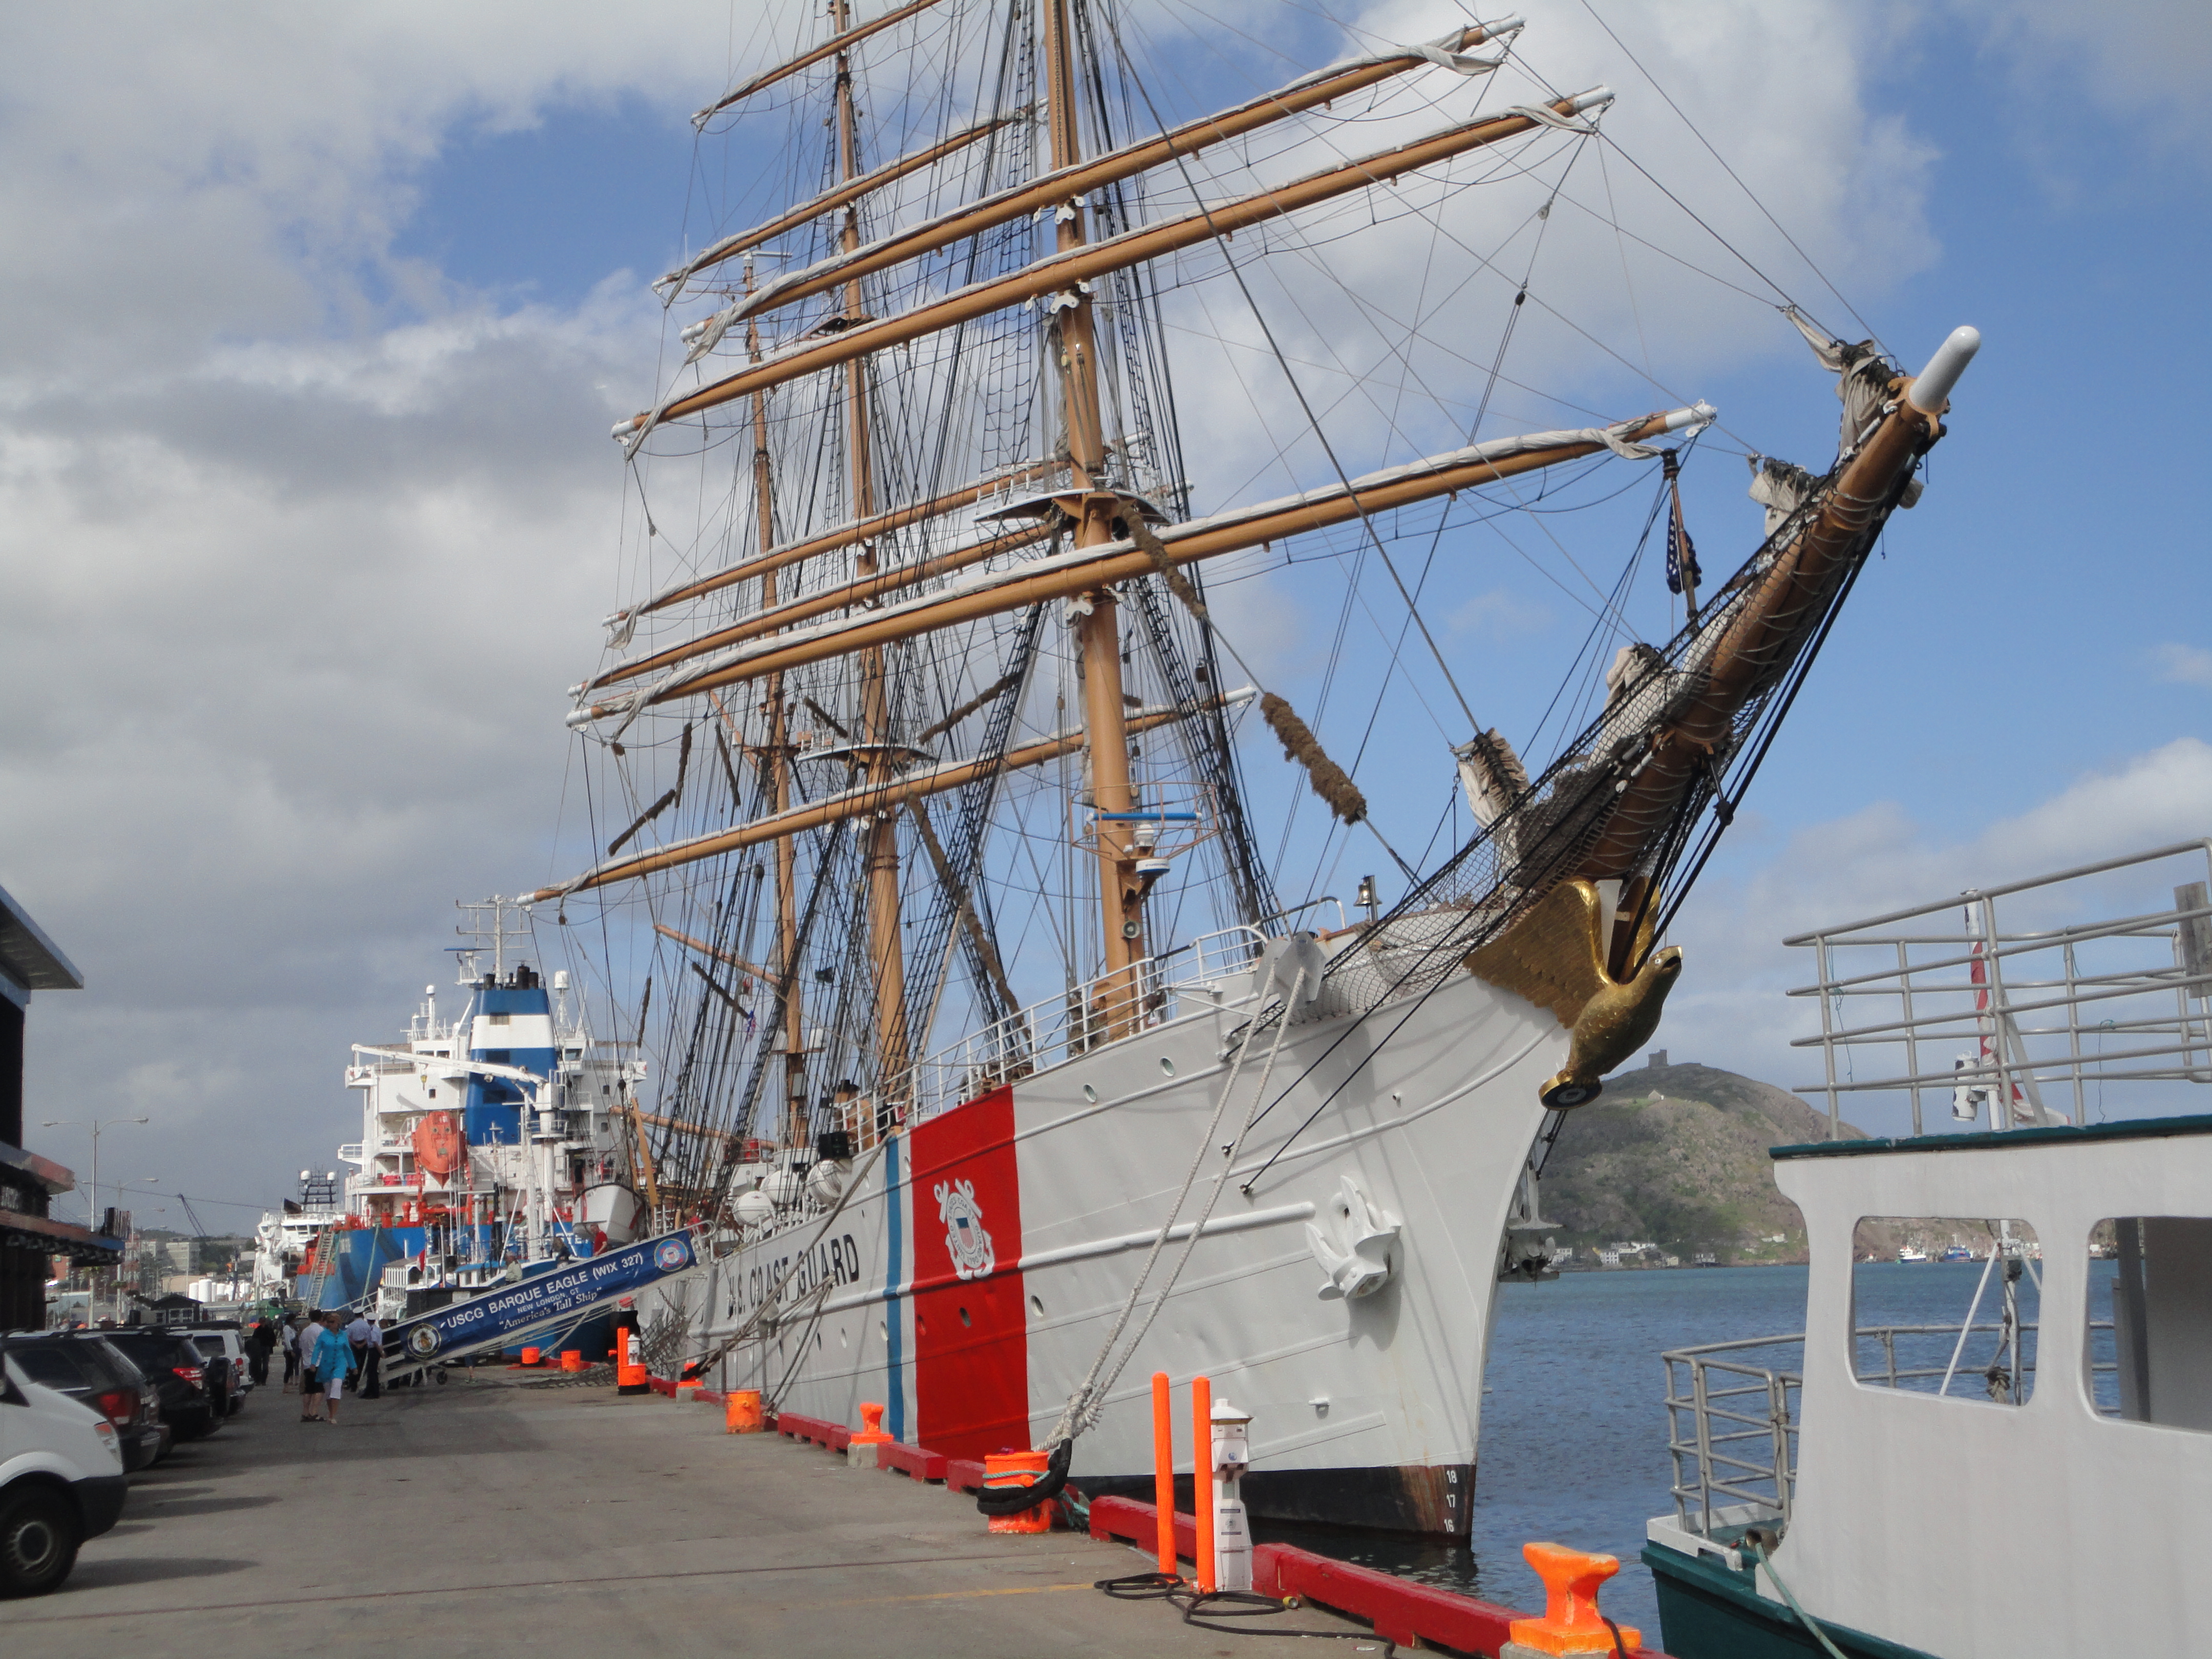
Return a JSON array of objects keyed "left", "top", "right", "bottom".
[{"left": 15, "top": 1372, "right": 1381, "bottom": 1656}]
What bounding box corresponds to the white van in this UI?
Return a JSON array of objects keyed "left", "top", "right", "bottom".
[{"left": 1, "top": 1342, "right": 129, "bottom": 1597}]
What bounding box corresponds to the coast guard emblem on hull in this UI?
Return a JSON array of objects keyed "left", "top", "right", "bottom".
[{"left": 934, "top": 1179, "right": 994, "bottom": 1280}]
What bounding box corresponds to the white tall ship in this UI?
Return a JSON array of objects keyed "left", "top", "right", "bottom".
[{"left": 525, "top": 4, "right": 1979, "bottom": 1532}]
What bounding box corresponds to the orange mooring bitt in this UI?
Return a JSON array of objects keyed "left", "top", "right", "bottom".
[
  {"left": 852, "top": 1401, "right": 891, "bottom": 1445},
  {"left": 559, "top": 1350, "right": 583, "bottom": 1372},
  {"left": 1192, "top": 1374, "right": 1216, "bottom": 1593},
  {"left": 726, "top": 1389, "right": 764, "bottom": 1433},
  {"left": 1151, "top": 1371, "right": 1177, "bottom": 1577},
  {"left": 982, "top": 1450, "right": 1054, "bottom": 1534},
  {"left": 1506, "top": 1542, "right": 1642, "bottom": 1656}
]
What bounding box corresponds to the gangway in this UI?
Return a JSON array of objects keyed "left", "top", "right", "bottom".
[{"left": 379, "top": 1228, "right": 706, "bottom": 1382}]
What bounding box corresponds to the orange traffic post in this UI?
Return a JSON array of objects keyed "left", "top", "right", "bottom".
[
  {"left": 1192, "top": 1374, "right": 1215, "bottom": 1594},
  {"left": 1506, "top": 1542, "right": 1641, "bottom": 1655},
  {"left": 1151, "top": 1371, "right": 1177, "bottom": 1578}
]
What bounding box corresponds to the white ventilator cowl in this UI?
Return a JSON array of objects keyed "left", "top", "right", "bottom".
[{"left": 1907, "top": 326, "right": 1981, "bottom": 414}]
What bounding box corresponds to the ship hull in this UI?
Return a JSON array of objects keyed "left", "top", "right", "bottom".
[{"left": 641, "top": 961, "right": 1563, "bottom": 1537}]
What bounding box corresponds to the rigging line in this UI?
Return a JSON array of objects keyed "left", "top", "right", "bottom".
[
  {"left": 1547, "top": 186, "right": 1777, "bottom": 309},
  {"left": 1105, "top": 18, "right": 1483, "bottom": 734},
  {"left": 1594, "top": 124, "right": 1652, "bottom": 380},
  {"left": 1317, "top": 127, "right": 1581, "bottom": 891},
  {"left": 1577, "top": 0, "right": 1884, "bottom": 352}
]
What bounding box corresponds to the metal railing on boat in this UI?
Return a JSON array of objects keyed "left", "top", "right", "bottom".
[
  {"left": 1663, "top": 1322, "right": 2121, "bottom": 1540},
  {"left": 1788, "top": 838, "right": 2212, "bottom": 1139}
]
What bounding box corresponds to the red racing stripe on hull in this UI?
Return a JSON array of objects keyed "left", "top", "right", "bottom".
[{"left": 907, "top": 1085, "right": 1030, "bottom": 1459}]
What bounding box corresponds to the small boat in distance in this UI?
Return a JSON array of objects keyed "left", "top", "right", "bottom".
[{"left": 1897, "top": 1244, "right": 1929, "bottom": 1263}]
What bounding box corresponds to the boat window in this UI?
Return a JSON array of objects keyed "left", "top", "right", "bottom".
[
  {"left": 2088, "top": 1217, "right": 2212, "bottom": 1432},
  {"left": 1850, "top": 1216, "right": 2040, "bottom": 1405}
]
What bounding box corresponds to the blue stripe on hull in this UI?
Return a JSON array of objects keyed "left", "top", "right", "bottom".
[{"left": 884, "top": 1133, "right": 906, "bottom": 1444}]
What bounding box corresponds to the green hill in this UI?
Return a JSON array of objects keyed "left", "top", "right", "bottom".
[{"left": 1537, "top": 1060, "right": 1866, "bottom": 1264}]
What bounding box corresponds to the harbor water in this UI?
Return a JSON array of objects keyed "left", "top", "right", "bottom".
[{"left": 1265, "top": 1260, "right": 2065, "bottom": 1637}]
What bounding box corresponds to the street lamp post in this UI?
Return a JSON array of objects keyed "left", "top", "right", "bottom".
[{"left": 43, "top": 1116, "right": 150, "bottom": 1320}]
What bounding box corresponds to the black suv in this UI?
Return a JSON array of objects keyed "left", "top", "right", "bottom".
[
  {"left": 89, "top": 1330, "right": 221, "bottom": 1441},
  {"left": 0, "top": 1335, "right": 168, "bottom": 1473}
]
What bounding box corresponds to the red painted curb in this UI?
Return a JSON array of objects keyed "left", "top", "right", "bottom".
[
  {"left": 1087, "top": 1497, "right": 1669, "bottom": 1658},
  {"left": 942, "top": 1455, "right": 987, "bottom": 1494},
  {"left": 776, "top": 1411, "right": 852, "bottom": 1452},
  {"left": 877, "top": 1440, "right": 948, "bottom": 1482}
]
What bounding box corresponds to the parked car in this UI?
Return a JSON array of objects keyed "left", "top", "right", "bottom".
[
  {"left": 0, "top": 1335, "right": 167, "bottom": 1473},
  {"left": 184, "top": 1329, "right": 249, "bottom": 1412},
  {"left": 1, "top": 1346, "right": 128, "bottom": 1596},
  {"left": 89, "top": 1330, "right": 220, "bottom": 1441}
]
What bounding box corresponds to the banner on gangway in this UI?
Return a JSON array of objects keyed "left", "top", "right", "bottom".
[{"left": 388, "top": 1232, "right": 698, "bottom": 1362}]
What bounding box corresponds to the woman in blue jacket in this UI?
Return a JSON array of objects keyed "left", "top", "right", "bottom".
[{"left": 310, "top": 1313, "right": 355, "bottom": 1426}]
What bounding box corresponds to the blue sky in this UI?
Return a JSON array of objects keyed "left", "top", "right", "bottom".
[{"left": 2, "top": 1, "right": 2207, "bottom": 1223}]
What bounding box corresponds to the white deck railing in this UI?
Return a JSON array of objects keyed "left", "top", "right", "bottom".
[{"left": 887, "top": 924, "right": 1268, "bottom": 1128}]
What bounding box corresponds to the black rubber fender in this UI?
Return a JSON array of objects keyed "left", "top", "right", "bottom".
[{"left": 974, "top": 1439, "right": 1073, "bottom": 1518}]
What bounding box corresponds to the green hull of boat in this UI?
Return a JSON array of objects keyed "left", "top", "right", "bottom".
[{"left": 1643, "top": 1544, "right": 1939, "bottom": 1659}]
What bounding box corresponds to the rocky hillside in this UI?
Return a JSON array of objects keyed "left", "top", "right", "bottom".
[{"left": 1537, "top": 1060, "right": 1865, "bottom": 1264}]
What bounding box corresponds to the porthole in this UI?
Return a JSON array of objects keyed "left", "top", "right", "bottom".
[
  {"left": 1029, "top": 1294, "right": 1045, "bottom": 1320},
  {"left": 879, "top": 1318, "right": 888, "bottom": 1340},
  {"left": 1159, "top": 1055, "right": 1176, "bottom": 1077},
  {"left": 960, "top": 1306, "right": 972, "bottom": 1328},
  {"left": 839, "top": 1326, "right": 849, "bottom": 1349},
  {"left": 1082, "top": 1083, "right": 1098, "bottom": 1103}
]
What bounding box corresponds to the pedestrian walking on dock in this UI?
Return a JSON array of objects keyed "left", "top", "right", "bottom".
[
  {"left": 280, "top": 1315, "right": 301, "bottom": 1387},
  {"left": 246, "top": 1318, "right": 275, "bottom": 1386},
  {"left": 359, "top": 1313, "right": 384, "bottom": 1399},
  {"left": 345, "top": 1310, "right": 373, "bottom": 1393},
  {"left": 311, "top": 1313, "right": 354, "bottom": 1425},
  {"left": 296, "top": 1315, "right": 326, "bottom": 1419}
]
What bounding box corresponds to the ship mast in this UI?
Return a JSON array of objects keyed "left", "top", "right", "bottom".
[
  {"left": 1041, "top": 0, "right": 1145, "bottom": 1023},
  {"left": 743, "top": 255, "right": 808, "bottom": 1151},
  {"left": 833, "top": 0, "right": 912, "bottom": 1118}
]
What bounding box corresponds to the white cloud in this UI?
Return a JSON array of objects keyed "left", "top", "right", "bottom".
[
  {"left": 1451, "top": 587, "right": 1551, "bottom": 640},
  {"left": 1950, "top": 0, "right": 2212, "bottom": 151},
  {"left": 2152, "top": 642, "right": 2212, "bottom": 689}
]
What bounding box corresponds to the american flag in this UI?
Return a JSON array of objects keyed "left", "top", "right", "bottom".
[{"left": 1665, "top": 491, "right": 1701, "bottom": 596}]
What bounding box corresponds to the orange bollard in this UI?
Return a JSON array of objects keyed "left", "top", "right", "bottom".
[
  {"left": 982, "top": 1450, "right": 1054, "bottom": 1533},
  {"left": 1506, "top": 1542, "right": 1642, "bottom": 1655},
  {"left": 852, "top": 1401, "right": 891, "bottom": 1445},
  {"left": 1152, "top": 1372, "right": 1177, "bottom": 1578},
  {"left": 726, "top": 1389, "right": 764, "bottom": 1433},
  {"left": 560, "top": 1350, "right": 583, "bottom": 1372},
  {"left": 519, "top": 1347, "right": 541, "bottom": 1367},
  {"left": 1192, "top": 1375, "right": 1215, "bottom": 1593}
]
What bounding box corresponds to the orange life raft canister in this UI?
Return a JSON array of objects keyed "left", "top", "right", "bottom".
[{"left": 413, "top": 1110, "right": 464, "bottom": 1178}]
